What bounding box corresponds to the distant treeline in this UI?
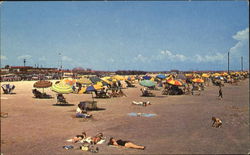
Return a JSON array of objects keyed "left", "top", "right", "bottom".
[{"left": 115, "top": 70, "right": 147, "bottom": 75}]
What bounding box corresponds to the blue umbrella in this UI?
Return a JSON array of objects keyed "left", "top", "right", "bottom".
[
  {"left": 142, "top": 75, "right": 151, "bottom": 80},
  {"left": 156, "top": 74, "right": 166, "bottom": 79}
]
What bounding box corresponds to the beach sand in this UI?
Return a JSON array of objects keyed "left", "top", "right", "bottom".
[{"left": 1, "top": 79, "right": 249, "bottom": 154}]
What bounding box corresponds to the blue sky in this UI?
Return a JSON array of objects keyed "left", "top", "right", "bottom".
[{"left": 0, "top": 1, "right": 249, "bottom": 71}]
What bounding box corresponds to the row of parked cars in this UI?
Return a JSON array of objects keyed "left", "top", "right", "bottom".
[{"left": 0, "top": 74, "right": 61, "bottom": 82}]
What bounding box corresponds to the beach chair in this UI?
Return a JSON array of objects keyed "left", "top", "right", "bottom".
[
  {"left": 56, "top": 94, "right": 68, "bottom": 104},
  {"left": 95, "top": 91, "right": 110, "bottom": 98},
  {"left": 1, "top": 84, "right": 15, "bottom": 94},
  {"left": 32, "top": 89, "right": 52, "bottom": 99},
  {"left": 141, "top": 89, "right": 155, "bottom": 97},
  {"left": 125, "top": 80, "right": 136, "bottom": 88}
]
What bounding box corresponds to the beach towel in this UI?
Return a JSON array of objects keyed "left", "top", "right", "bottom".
[{"left": 128, "top": 112, "right": 156, "bottom": 117}]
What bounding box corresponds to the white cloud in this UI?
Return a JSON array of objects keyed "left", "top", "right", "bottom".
[
  {"left": 232, "top": 27, "right": 249, "bottom": 41},
  {"left": 193, "top": 53, "right": 226, "bottom": 63},
  {"left": 0, "top": 55, "right": 7, "bottom": 60},
  {"left": 38, "top": 56, "right": 47, "bottom": 61},
  {"left": 107, "top": 58, "right": 115, "bottom": 63},
  {"left": 17, "top": 54, "right": 32, "bottom": 60},
  {"left": 160, "top": 50, "right": 187, "bottom": 61},
  {"left": 230, "top": 27, "right": 249, "bottom": 55},
  {"left": 62, "top": 56, "right": 73, "bottom": 62},
  {"left": 133, "top": 54, "right": 149, "bottom": 63}
]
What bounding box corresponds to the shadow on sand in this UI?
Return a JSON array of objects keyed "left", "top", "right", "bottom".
[{"left": 52, "top": 104, "right": 75, "bottom": 106}]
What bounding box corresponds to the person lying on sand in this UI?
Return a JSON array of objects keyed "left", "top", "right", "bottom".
[
  {"left": 108, "top": 137, "right": 145, "bottom": 150},
  {"left": 68, "top": 132, "right": 105, "bottom": 144},
  {"left": 132, "top": 101, "right": 151, "bottom": 106},
  {"left": 68, "top": 132, "right": 87, "bottom": 143},
  {"left": 76, "top": 104, "right": 92, "bottom": 118}
]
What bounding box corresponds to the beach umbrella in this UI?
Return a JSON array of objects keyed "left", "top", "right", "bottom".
[
  {"left": 142, "top": 75, "right": 152, "bottom": 80},
  {"left": 33, "top": 80, "right": 52, "bottom": 88},
  {"left": 202, "top": 73, "right": 210, "bottom": 78},
  {"left": 85, "top": 84, "right": 103, "bottom": 102},
  {"left": 77, "top": 78, "right": 92, "bottom": 85},
  {"left": 192, "top": 78, "right": 204, "bottom": 83},
  {"left": 89, "top": 76, "right": 102, "bottom": 84},
  {"left": 185, "top": 74, "right": 193, "bottom": 77},
  {"left": 139, "top": 80, "right": 156, "bottom": 87},
  {"left": 166, "top": 79, "right": 183, "bottom": 86},
  {"left": 33, "top": 80, "right": 52, "bottom": 93},
  {"left": 176, "top": 74, "right": 186, "bottom": 80},
  {"left": 112, "top": 75, "right": 125, "bottom": 81},
  {"left": 212, "top": 73, "right": 221, "bottom": 77},
  {"left": 61, "top": 78, "right": 76, "bottom": 86},
  {"left": 156, "top": 74, "right": 166, "bottom": 79},
  {"left": 221, "top": 72, "right": 228, "bottom": 77},
  {"left": 101, "top": 78, "right": 112, "bottom": 85},
  {"left": 51, "top": 83, "right": 73, "bottom": 94}
]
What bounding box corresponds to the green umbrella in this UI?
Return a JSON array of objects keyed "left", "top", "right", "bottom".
[
  {"left": 139, "top": 80, "right": 156, "bottom": 87},
  {"left": 51, "top": 83, "right": 73, "bottom": 94}
]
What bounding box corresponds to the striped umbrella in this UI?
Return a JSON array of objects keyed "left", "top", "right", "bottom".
[
  {"left": 61, "top": 78, "right": 76, "bottom": 86},
  {"left": 51, "top": 83, "right": 73, "bottom": 94},
  {"left": 77, "top": 78, "right": 92, "bottom": 85},
  {"left": 139, "top": 80, "right": 156, "bottom": 87},
  {"left": 33, "top": 80, "right": 52, "bottom": 93}
]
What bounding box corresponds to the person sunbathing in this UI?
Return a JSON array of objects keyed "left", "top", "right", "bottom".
[
  {"left": 108, "top": 137, "right": 145, "bottom": 150},
  {"left": 70, "top": 132, "right": 87, "bottom": 143},
  {"left": 91, "top": 133, "right": 104, "bottom": 144}
]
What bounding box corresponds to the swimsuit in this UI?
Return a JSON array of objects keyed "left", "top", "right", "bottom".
[{"left": 116, "top": 139, "right": 129, "bottom": 146}]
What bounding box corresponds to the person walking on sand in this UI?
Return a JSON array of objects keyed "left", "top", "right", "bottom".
[{"left": 218, "top": 85, "right": 223, "bottom": 99}]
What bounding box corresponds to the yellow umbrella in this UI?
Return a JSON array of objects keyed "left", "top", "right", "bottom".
[
  {"left": 96, "top": 81, "right": 103, "bottom": 87},
  {"left": 166, "top": 79, "right": 183, "bottom": 86},
  {"left": 202, "top": 73, "right": 210, "bottom": 78},
  {"left": 185, "top": 74, "right": 193, "bottom": 77},
  {"left": 101, "top": 78, "right": 111, "bottom": 85},
  {"left": 212, "top": 73, "right": 221, "bottom": 77},
  {"left": 192, "top": 78, "right": 204, "bottom": 83},
  {"left": 77, "top": 78, "right": 92, "bottom": 85},
  {"left": 112, "top": 75, "right": 125, "bottom": 81}
]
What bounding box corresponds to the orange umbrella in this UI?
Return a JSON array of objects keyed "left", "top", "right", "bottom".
[
  {"left": 192, "top": 78, "right": 204, "bottom": 83},
  {"left": 166, "top": 79, "right": 183, "bottom": 86}
]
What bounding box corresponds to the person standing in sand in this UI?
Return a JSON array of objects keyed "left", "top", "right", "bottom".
[{"left": 218, "top": 85, "right": 223, "bottom": 99}]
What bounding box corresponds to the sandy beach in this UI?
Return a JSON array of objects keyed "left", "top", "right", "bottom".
[{"left": 1, "top": 79, "right": 249, "bottom": 154}]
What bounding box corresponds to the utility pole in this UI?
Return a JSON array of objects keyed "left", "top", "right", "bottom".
[
  {"left": 241, "top": 56, "right": 243, "bottom": 71},
  {"left": 227, "top": 52, "right": 230, "bottom": 74},
  {"left": 23, "top": 59, "right": 26, "bottom": 67}
]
